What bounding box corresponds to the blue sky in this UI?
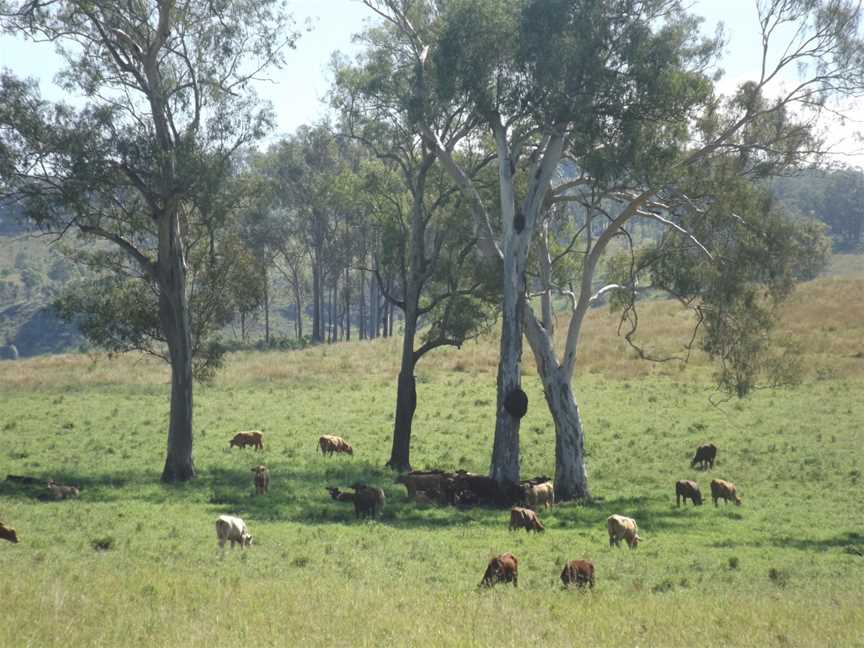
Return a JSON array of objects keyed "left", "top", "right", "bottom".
[{"left": 1, "top": 0, "right": 860, "bottom": 164}]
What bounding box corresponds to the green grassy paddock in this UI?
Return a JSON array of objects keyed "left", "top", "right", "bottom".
[{"left": 1, "top": 271, "right": 863, "bottom": 646}]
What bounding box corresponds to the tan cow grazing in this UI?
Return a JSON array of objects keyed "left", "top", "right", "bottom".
[
  {"left": 710, "top": 479, "right": 742, "bottom": 506},
  {"left": 509, "top": 506, "right": 545, "bottom": 533},
  {"left": 0, "top": 522, "right": 18, "bottom": 544},
  {"left": 523, "top": 480, "right": 555, "bottom": 509},
  {"left": 479, "top": 553, "right": 518, "bottom": 588},
  {"left": 607, "top": 514, "right": 641, "bottom": 549},
  {"left": 215, "top": 515, "right": 253, "bottom": 550},
  {"left": 318, "top": 435, "right": 353, "bottom": 457},
  {"left": 252, "top": 465, "right": 270, "bottom": 495},
  {"left": 230, "top": 430, "right": 264, "bottom": 451},
  {"left": 560, "top": 560, "right": 595, "bottom": 589},
  {"left": 675, "top": 480, "right": 703, "bottom": 506},
  {"left": 47, "top": 479, "right": 80, "bottom": 500}
]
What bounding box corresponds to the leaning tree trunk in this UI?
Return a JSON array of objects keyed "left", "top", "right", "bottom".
[
  {"left": 158, "top": 212, "right": 196, "bottom": 483},
  {"left": 544, "top": 368, "right": 590, "bottom": 500}
]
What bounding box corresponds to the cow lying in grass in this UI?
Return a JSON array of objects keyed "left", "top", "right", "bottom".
[
  {"left": 479, "top": 553, "right": 518, "bottom": 588},
  {"left": 560, "top": 560, "right": 594, "bottom": 589},
  {"left": 252, "top": 465, "right": 270, "bottom": 495},
  {"left": 0, "top": 522, "right": 18, "bottom": 544},
  {"left": 509, "top": 506, "right": 545, "bottom": 533},
  {"left": 230, "top": 430, "right": 264, "bottom": 451},
  {"left": 318, "top": 435, "right": 353, "bottom": 456},
  {"left": 710, "top": 479, "right": 742, "bottom": 506},
  {"left": 215, "top": 515, "right": 252, "bottom": 550},
  {"left": 47, "top": 480, "right": 80, "bottom": 500},
  {"left": 676, "top": 480, "right": 703, "bottom": 506},
  {"left": 607, "top": 514, "right": 641, "bottom": 549}
]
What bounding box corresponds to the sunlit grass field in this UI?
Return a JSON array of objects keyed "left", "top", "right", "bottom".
[{"left": 1, "top": 267, "right": 863, "bottom": 647}]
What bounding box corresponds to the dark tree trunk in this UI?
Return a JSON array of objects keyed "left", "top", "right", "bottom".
[
  {"left": 263, "top": 267, "right": 270, "bottom": 346},
  {"left": 387, "top": 368, "right": 417, "bottom": 471},
  {"left": 159, "top": 212, "right": 195, "bottom": 483},
  {"left": 359, "top": 268, "right": 366, "bottom": 340},
  {"left": 345, "top": 266, "right": 351, "bottom": 342},
  {"left": 312, "top": 253, "right": 323, "bottom": 343}
]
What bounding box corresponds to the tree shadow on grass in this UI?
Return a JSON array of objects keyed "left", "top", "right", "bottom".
[{"left": 769, "top": 531, "right": 864, "bottom": 553}]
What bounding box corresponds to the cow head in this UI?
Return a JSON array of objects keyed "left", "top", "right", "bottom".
[
  {"left": 734, "top": 495, "right": 742, "bottom": 506},
  {"left": 694, "top": 491, "right": 703, "bottom": 505},
  {"left": 243, "top": 532, "right": 253, "bottom": 547},
  {"left": 630, "top": 534, "right": 642, "bottom": 549}
]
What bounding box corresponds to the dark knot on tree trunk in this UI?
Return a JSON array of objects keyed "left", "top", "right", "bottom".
[{"left": 504, "top": 388, "right": 528, "bottom": 419}]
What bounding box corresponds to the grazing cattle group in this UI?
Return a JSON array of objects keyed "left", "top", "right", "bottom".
[{"left": 3, "top": 429, "right": 747, "bottom": 598}]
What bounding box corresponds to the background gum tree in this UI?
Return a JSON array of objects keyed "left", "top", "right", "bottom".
[
  {"left": 0, "top": 0, "right": 298, "bottom": 481},
  {"left": 333, "top": 5, "right": 496, "bottom": 470}
]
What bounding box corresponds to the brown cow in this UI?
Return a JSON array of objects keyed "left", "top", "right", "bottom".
[
  {"left": 0, "top": 522, "right": 18, "bottom": 544},
  {"left": 230, "top": 430, "right": 264, "bottom": 451},
  {"left": 318, "top": 435, "right": 353, "bottom": 456},
  {"left": 607, "top": 514, "right": 641, "bottom": 549},
  {"left": 350, "top": 484, "right": 385, "bottom": 519},
  {"left": 479, "top": 553, "right": 518, "bottom": 588},
  {"left": 509, "top": 506, "right": 545, "bottom": 533},
  {"left": 251, "top": 465, "right": 270, "bottom": 495},
  {"left": 710, "top": 479, "right": 742, "bottom": 506},
  {"left": 691, "top": 443, "right": 717, "bottom": 469},
  {"left": 47, "top": 479, "right": 80, "bottom": 500},
  {"left": 675, "top": 480, "right": 703, "bottom": 506},
  {"left": 560, "top": 560, "right": 595, "bottom": 589}
]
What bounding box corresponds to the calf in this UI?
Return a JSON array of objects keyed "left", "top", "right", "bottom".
[
  {"left": 509, "top": 506, "right": 545, "bottom": 533},
  {"left": 252, "top": 465, "right": 270, "bottom": 495},
  {"left": 215, "top": 515, "right": 253, "bottom": 549},
  {"left": 230, "top": 430, "right": 264, "bottom": 451},
  {"left": 560, "top": 560, "right": 595, "bottom": 589},
  {"left": 710, "top": 479, "right": 742, "bottom": 506},
  {"left": 47, "top": 479, "right": 80, "bottom": 500},
  {"left": 675, "top": 479, "right": 703, "bottom": 506},
  {"left": 318, "top": 435, "right": 353, "bottom": 456},
  {"left": 607, "top": 514, "right": 641, "bottom": 549},
  {"left": 523, "top": 480, "right": 554, "bottom": 509},
  {"left": 351, "top": 484, "right": 385, "bottom": 519},
  {"left": 691, "top": 443, "right": 717, "bottom": 469},
  {"left": 479, "top": 553, "right": 518, "bottom": 588},
  {"left": 0, "top": 522, "right": 18, "bottom": 544}
]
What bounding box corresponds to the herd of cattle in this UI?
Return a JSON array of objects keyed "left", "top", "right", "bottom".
[{"left": 1, "top": 434, "right": 744, "bottom": 590}]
